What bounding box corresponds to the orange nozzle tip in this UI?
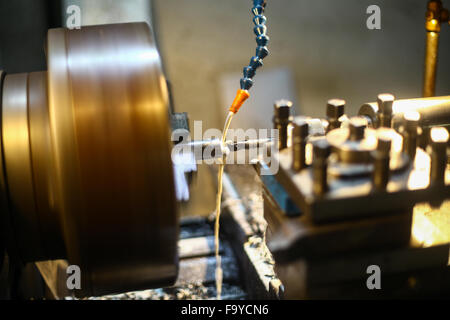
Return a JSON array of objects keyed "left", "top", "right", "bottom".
[{"left": 229, "top": 89, "right": 250, "bottom": 114}]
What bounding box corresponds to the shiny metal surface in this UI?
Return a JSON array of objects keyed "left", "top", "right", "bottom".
[
  {"left": 28, "top": 72, "right": 65, "bottom": 260},
  {"left": 0, "top": 70, "right": 8, "bottom": 269},
  {"left": 359, "top": 96, "right": 450, "bottom": 129},
  {"left": 326, "top": 126, "right": 404, "bottom": 164},
  {"left": 423, "top": 31, "right": 439, "bottom": 98},
  {"left": 46, "top": 23, "right": 178, "bottom": 296},
  {"left": 2, "top": 73, "right": 45, "bottom": 262},
  {"left": 1, "top": 71, "right": 66, "bottom": 263},
  {"left": 423, "top": 0, "right": 449, "bottom": 97}
]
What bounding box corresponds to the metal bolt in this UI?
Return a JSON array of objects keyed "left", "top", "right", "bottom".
[
  {"left": 273, "top": 100, "right": 293, "bottom": 150},
  {"left": 292, "top": 118, "right": 309, "bottom": 171},
  {"left": 377, "top": 135, "right": 392, "bottom": 155},
  {"left": 312, "top": 139, "right": 331, "bottom": 196},
  {"left": 402, "top": 111, "right": 421, "bottom": 160},
  {"left": 377, "top": 93, "right": 395, "bottom": 128},
  {"left": 429, "top": 127, "right": 449, "bottom": 186},
  {"left": 348, "top": 116, "right": 367, "bottom": 141},
  {"left": 326, "top": 99, "right": 345, "bottom": 132},
  {"left": 372, "top": 135, "right": 392, "bottom": 191}
]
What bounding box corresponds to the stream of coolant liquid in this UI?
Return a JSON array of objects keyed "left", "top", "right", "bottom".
[{"left": 214, "top": 111, "right": 234, "bottom": 300}]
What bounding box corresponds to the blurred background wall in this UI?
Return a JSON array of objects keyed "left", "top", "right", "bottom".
[{"left": 153, "top": 0, "right": 450, "bottom": 130}]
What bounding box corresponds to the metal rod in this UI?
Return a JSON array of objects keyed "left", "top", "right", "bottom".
[
  {"left": 423, "top": 0, "right": 449, "bottom": 97},
  {"left": 423, "top": 31, "right": 440, "bottom": 97},
  {"left": 177, "top": 138, "right": 273, "bottom": 161}
]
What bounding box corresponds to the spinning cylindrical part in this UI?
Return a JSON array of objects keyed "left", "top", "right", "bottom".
[{"left": 0, "top": 23, "right": 178, "bottom": 297}]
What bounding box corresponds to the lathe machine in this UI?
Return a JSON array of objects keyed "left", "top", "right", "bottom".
[{"left": 0, "top": 0, "right": 449, "bottom": 300}]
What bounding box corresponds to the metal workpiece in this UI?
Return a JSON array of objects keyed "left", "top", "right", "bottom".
[
  {"left": 273, "top": 100, "right": 293, "bottom": 150},
  {"left": 326, "top": 99, "right": 346, "bottom": 132},
  {"left": 371, "top": 136, "right": 392, "bottom": 191},
  {"left": 312, "top": 140, "right": 331, "bottom": 196},
  {"left": 291, "top": 119, "right": 309, "bottom": 172},
  {"left": 175, "top": 138, "right": 273, "bottom": 161},
  {"left": 359, "top": 95, "right": 450, "bottom": 129},
  {"left": 402, "top": 111, "right": 421, "bottom": 160},
  {"left": 377, "top": 93, "right": 395, "bottom": 128},
  {"left": 429, "top": 127, "right": 449, "bottom": 186}
]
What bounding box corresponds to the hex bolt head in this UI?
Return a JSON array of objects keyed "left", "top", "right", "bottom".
[
  {"left": 377, "top": 93, "right": 395, "bottom": 115},
  {"left": 403, "top": 111, "right": 421, "bottom": 160},
  {"left": 274, "top": 100, "right": 292, "bottom": 150},
  {"left": 292, "top": 118, "right": 309, "bottom": 140},
  {"left": 429, "top": 127, "right": 449, "bottom": 186},
  {"left": 326, "top": 99, "right": 346, "bottom": 132},
  {"left": 274, "top": 100, "right": 293, "bottom": 120},
  {"left": 376, "top": 93, "right": 395, "bottom": 128},
  {"left": 430, "top": 127, "right": 449, "bottom": 145},
  {"left": 326, "top": 99, "right": 345, "bottom": 119},
  {"left": 404, "top": 111, "right": 421, "bottom": 132},
  {"left": 313, "top": 139, "right": 331, "bottom": 161},
  {"left": 376, "top": 135, "right": 392, "bottom": 156},
  {"left": 292, "top": 118, "right": 309, "bottom": 171},
  {"left": 312, "top": 139, "right": 330, "bottom": 196},
  {"left": 372, "top": 135, "right": 392, "bottom": 191},
  {"left": 348, "top": 116, "right": 368, "bottom": 141},
  {"left": 430, "top": 127, "right": 448, "bottom": 161}
]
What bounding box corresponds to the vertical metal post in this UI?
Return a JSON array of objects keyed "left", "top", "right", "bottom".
[{"left": 423, "top": 0, "right": 449, "bottom": 97}]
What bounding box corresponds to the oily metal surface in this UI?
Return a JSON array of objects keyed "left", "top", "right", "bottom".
[
  {"left": 46, "top": 23, "right": 177, "bottom": 296},
  {"left": 2, "top": 73, "right": 45, "bottom": 262}
]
